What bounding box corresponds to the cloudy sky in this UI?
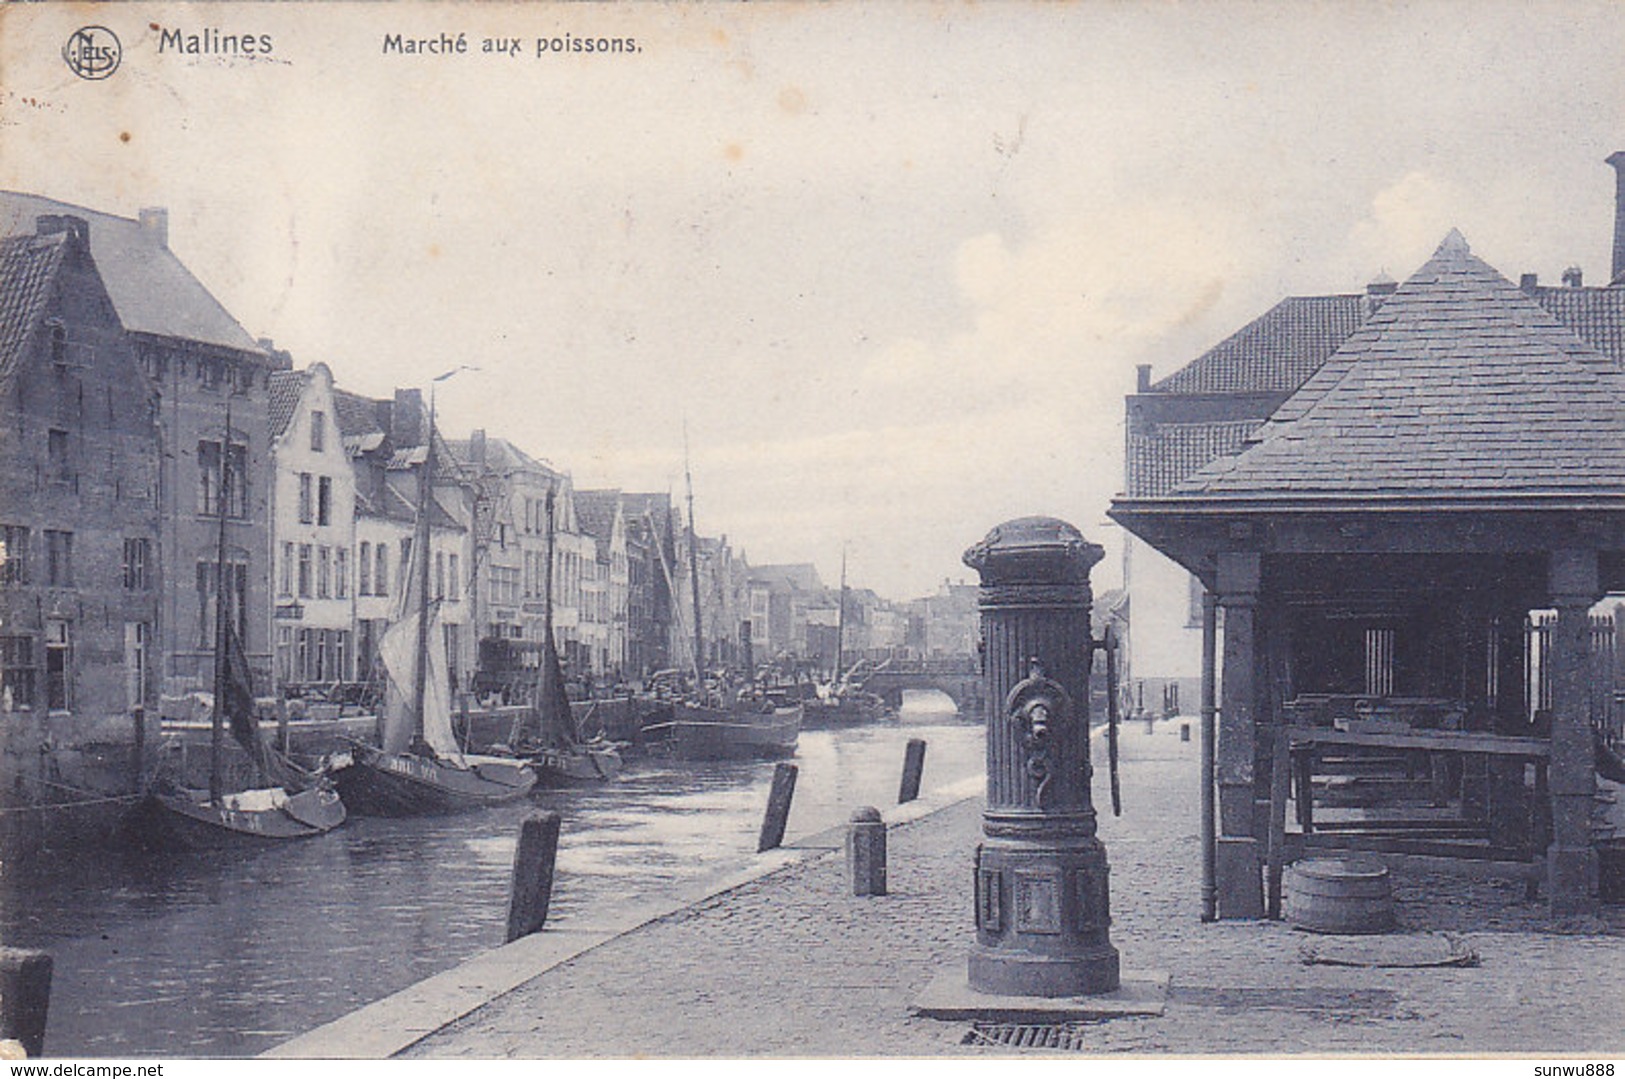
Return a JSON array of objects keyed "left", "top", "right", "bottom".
[{"left": 4, "top": 2, "right": 1624, "bottom": 600}]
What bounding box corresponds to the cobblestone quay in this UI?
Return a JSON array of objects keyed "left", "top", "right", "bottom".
[{"left": 400, "top": 723, "right": 1625, "bottom": 1058}]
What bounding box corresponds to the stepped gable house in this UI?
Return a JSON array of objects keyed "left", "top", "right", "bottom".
[
  {"left": 1111, "top": 214, "right": 1625, "bottom": 918},
  {"left": 1, "top": 193, "right": 288, "bottom": 697},
  {"left": 0, "top": 213, "right": 162, "bottom": 794}
]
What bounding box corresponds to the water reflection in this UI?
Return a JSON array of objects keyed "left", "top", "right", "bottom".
[{"left": 1, "top": 693, "right": 979, "bottom": 1056}]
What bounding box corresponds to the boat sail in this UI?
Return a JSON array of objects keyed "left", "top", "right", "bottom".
[
  {"left": 137, "top": 402, "right": 346, "bottom": 848},
  {"left": 330, "top": 395, "right": 536, "bottom": 814}
]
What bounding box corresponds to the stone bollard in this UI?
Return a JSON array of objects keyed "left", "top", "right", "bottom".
[
  {"left": 757, "top": 762, "right": 798, "bottom": 852},
  {"left": 0, "top": 948, "right": 52, "bottom": 1058},
  {"left": 506, "top": 811, "right": 562, "bottom": 943},
  {"left": 963, "top": 516, "right": 1120, "bottom": 997},
  {"left": 898, "top": 738, "right": 927, "bottom": 804},
  {"left": 847, "top": 806, "right": 887, "bottom": 896}
]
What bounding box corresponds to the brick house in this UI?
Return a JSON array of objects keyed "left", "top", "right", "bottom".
[
  {"left": 1, "top": 193, "right": 288, "bottom": 697},
  {"left": 0, "top": 214, "right": 160, "bottom": 793}
]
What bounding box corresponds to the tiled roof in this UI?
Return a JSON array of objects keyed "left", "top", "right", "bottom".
[
  {"left": 573, "top": 489, "right": 621, "bottom": 560},
  {"left": 267, "top": 369, "right": 309, "bottom": 440},
  {"left": 1150, "top": 294, "right": 1367, "bottom": 394},
  {"left": 332, "top": 388, "right": 388, "bottom": 439},
  {"left": 1531, "top": 285, "right": 1625, "bottom": 365},
  {"left": 0, "top": 230, "right": 68, "bottom": 384},
  {"left": 750, "top": 563, "right": 824, "bottom": 591},
  {"left": 0, "top": 192, "right": 262, "bottom": 354},
  {"left": 444, "top": 436, "right": 556, "bottom": 479},
  {"left": 1169, "top": 231, "right": 1625, "bottom": 502},
  {"left": 1125, "top": 420, "right": 1259, "bottom": 497}
]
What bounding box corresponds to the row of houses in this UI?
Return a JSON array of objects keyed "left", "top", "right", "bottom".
[{"left": 0, "top": 192, "right": 975, "bottom": 779}]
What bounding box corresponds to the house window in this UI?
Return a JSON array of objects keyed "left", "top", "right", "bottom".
[
  {"left": 1, "top": 526, "right": 29, "bottom": 586},
  {"left": 48, "top": 429, "right": 71, "bottom": 484},
  {"left": 317, "top": 546, "right": 331, "bottom": 599},
  {"left": 276, "top": 626, "right": 293, "bottom": 686},
  {"left": 310, "top": 411, "right": 325, "bottom": 453},
  {"left": 196, "top": 560, "right": 248, "bottom": 648},
  {"left": 435, "top": 551, "right": 446, "bottom": 601},
  {"left": 45, "top": 619, "right": 69, "bottom": 712},
  {"left": 448, "top": 554, "right": 460, "bottom": 602},
  {"left": 1, "top": 635, "right": 35, "bottom": 711},
  {"left": 444, "top": 623, "right": 461, "bottom": 693},
  {"left": 44, "top": 530, "right": 72, "bottom": 586},
  {"left": 50, "top": 325, "right": 66, "bottom": 366},
  {"left": 374, "top": 544, "right": 388, "bottom": 597},
  {"left": 298, "top": 473, "right": 313, "bottom": 524},
  {"left": 122, "top": 538, "right": 151, "bottom": 590},
  {"left": 336, "top": 548, "right": 349, "bottom": 600},
  {"left": 298, "top": 544, "right": 313, "bottom": 598},
  {"left": 296, "top": 629, "right": 310, "bottom": 682},
  {"left": 199, "top": 440, "right": 248, "bottom": 518},
  {"left": 334, "top": 630, "right": 350, "bottom": 682},
  {"left": 358, "top": 541, "right": 372, "bottom": 595},
  {"left": 1365, "top": 627, "right": 1396, "bottom": 697},
  {"left": 124, "top": 622, "right": 148, "bottom": 712},
  {"left": 317, "top": 476, "right": 332, "bottom": 526},
  {"left": 280, "top": 541, "right": 294, "bottom": 597}
]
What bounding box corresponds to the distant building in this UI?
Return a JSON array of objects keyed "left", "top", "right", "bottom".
[
  {"left": 0, "top": 213, "right": 161, "bottom": 786},
  {"left": 575, "top": 490, "right": 630, "bottom": 677},
  {"left": 621, "top": 492, "right": 675, "bottom": 677}
]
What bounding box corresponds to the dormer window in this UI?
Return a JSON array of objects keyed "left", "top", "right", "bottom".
[
  {"left": 50, "top": 323, "right": 66, "bottom": 366},
  {"left": 310, "top": 411, "right": 326, "bottom": 452}
]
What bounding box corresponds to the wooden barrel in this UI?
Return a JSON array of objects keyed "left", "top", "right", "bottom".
[{"left": 1284, "top": 857, "right": 1394, "bottom": 934}]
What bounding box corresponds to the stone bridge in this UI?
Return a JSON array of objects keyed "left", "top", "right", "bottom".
[{"left": 852, "top": 657, "right": 986, "bottom": 715}]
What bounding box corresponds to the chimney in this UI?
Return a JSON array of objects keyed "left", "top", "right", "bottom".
[
  {"left": 1609, "top": 151, "right": 1625, "bottom": 284},
  {"left": 1135, "top": 364, "right": 1152, "bottom": 393},
  {"left": 391, "top": 388, "right": 425, "bottom": 448},
  {"left": 1520, "top": 272, "right": 1539, "bottom": 293},
  {"left": 36, "top": 214, "right": 89, "bottom": 247},
  {"left": 138, "top": 207, "right": 168, "bottom": 249},
  {"left": 1562, "top": 265, "right": 1583, "bottom": 288},
  {"left": 469, "top": 428, "right": 486, "bottom": 467}
]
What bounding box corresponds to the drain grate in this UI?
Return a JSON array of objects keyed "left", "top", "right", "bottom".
[{"left": 961, "top": 1021, "right": 1090, "bottom": 1050}]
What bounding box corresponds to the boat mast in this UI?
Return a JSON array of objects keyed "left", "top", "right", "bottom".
[
  {"left": 834, "top": 545, "right": 847, "bottom": 685},
  {"left": 543, "top": 484, "right": 557, "bottom": 650},
  {"left": 410, "top": 393, "right": 436, "bottom": 745},
  {"left": 684, "top": 428, "right": 704, "bottom": 683},
  {"left": 208, "top": 400, "right": 233, "bottom": 805}
]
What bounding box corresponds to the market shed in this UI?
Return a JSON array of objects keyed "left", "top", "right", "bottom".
[{"left": 1110, "top": 231, "right": 1625, "bottom": 917}]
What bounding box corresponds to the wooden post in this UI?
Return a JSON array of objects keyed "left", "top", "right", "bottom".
[
  {"left": 0, "top": 948, "right": 52, "bottom": 1058},
  {"left": 1200, "top": 592, "right": 1218, "bottom": 922},
  {"left": 131, "top": 707, "right": 146, "bottom": 789},
  {"left": 1266, "top": 725, "right": 1291, "bottom": 919},
  {"left": 898, "top": 738, "right": 927, "bottom": 804},
  {"left": 757, "top": 762, "right": 798, "bottom": 852},
  {"left": 506, "top": 811, "right": 562, "bottom": 943},
  {"left": 1215, "top": 552, "right": 1265, "bottom": 919}
]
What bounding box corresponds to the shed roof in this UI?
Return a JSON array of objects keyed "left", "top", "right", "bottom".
[
  {"left": 1166, "top": 231, "right": 1625, "bottom": 503},
  {"left": 0, "top": 192, "right": 262, "bottom": 355}
]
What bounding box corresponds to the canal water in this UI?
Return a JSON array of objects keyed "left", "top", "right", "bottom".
[{"left": 0, "top": 693, "right": 983, "bottom": 1057}]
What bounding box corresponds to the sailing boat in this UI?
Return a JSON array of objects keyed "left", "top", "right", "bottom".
[
  {"left": 658, "top": 439, "right": 800, "bottom": 760},
  {"left": 329, "top": 398, "right": 537, "bottom": 814},
  {"left": 803, "top": 547, "right": 889, "bottom": 729},
  {"left": 510, "top": 486, "right": 623, "bottom": 784},
  {"left": 137, "top": 404, "right": 346, "bottom": 848}
]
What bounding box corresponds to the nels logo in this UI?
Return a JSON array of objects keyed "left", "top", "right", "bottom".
[{"left": 63, "top": 26, "right": 122, "bottom": 80}]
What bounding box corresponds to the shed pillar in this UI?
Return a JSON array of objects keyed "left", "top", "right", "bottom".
[
  {"left": 1547, "top": 550, "right": 1600, "bottom": 915},
  {"left": 1215, "top": 552, "right": 1264, "bottom": 919}
]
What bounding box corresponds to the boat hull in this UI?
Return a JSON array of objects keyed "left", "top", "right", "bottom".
[
  {"left": 331, "top": 743, "right": 537, "bottom": 815},
  {"left": 533, "top": 743, "right": 624, "bottom": 785},
  {"left": 664, "top": 703, "right": 801, "bottom": 760},
  {"left": 134, "top": 787, "right": 346, "bottom": 850},
  {"left": 801, "top": 694, "right": 891, "bottom": 729}
]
